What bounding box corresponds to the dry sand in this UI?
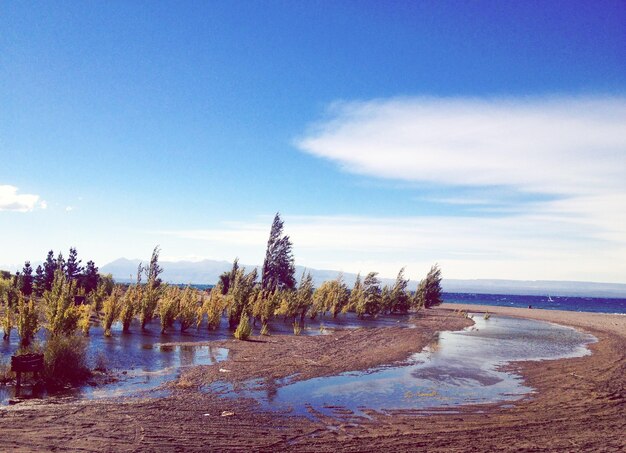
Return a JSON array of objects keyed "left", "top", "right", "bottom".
[{"left": 0, "top": 306, "right": 624, "bottom": 452}]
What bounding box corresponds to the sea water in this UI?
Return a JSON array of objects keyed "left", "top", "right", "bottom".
[{"left": 443, "top": 293, "right": 626, "bottom": 314}]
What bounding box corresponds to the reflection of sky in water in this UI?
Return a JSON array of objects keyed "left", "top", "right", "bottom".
[
  {"left": 82, "top": 344, "right": 229, "bottom": 399},
  {"left": 1, "top": 313, "right": 413, "bottom": 405},
  {"left": 1, "top": 332, "right": 228, "bottom": 403},
  {"left": 219, "top": 316, "right": 595, "bottom": 418}
]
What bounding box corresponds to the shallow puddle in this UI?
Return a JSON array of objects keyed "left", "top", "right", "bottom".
[
  {"left": 1, "top": 313, "right": 409, "bottom": 405},
  {"left": 211, "top": 315, "right": 595, "bottom": 418}
]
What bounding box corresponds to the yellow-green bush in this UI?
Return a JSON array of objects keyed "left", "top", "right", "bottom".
[
  {"left": 158, "top": 286, "right": 179, "bottom": 334},
  {"left": 120, "top": 284, "right": 140, "bottom": 332},
  {"left": 233, "top": 312, "right": 252, "bottom": 340},
  {"left": 44, "top": 270, "right": 81, "bottom": 336},
  {"left": 16, "top": 294, "right": 39, "bottom": 345},
  {"left": 77, "top": 304, "right": 92, "bottom": 336},
  {"left": 204, "top": 289, "right": 226, "bottom": 330},
  {"left": 102, "top": 289, "right": 122, "bottom": 337},
  {"left": 177, "top": 286, "right": 197, "bottom": 332}
]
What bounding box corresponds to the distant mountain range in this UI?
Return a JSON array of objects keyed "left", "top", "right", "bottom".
[{"left": 100, "top": 257, "right": 626, "bottom": 298}]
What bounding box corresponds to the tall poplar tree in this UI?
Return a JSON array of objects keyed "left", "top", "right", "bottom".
[{"left": 261, "top": 213, "right": 296, "bottom": 293}]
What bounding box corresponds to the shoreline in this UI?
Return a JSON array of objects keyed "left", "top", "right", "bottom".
[
  {"left": 440, "top": 302, "right": 626, "bottom": 337},
  {"left": 0, "top": 307, "right": 624, "bottom": 451}
]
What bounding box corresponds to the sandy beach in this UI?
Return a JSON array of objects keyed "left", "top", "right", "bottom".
[{"left": 0, "top": 306, "right": 624, "bottom": 452}]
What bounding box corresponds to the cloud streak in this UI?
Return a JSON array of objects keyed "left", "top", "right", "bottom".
[
  {"left": 284, "top": 96, "right": 626, "bottom": 282},
  {"left": 297, "top": 96, "right": 626, "bottom": 196},
  {"left": 0, "top": 185, "right": 45, "bottom": 212}
]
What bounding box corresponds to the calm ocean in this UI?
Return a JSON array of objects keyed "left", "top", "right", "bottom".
[
  {"left": 443, "top": 292, "right": 626, "bottom": 314},
  {"left": 189, "top": 284, "right": 626, "bottom": 315}
]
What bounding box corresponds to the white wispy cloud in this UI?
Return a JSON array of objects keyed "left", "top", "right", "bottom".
[
  {"left": 285, "top": 95, "right": 626, "bottom": 281},
  {"left": 0, "top": 185, "right": 46, "bottom": 212},
  {"left": 296, "top": 96, "right": 626, "bottom": 196}
]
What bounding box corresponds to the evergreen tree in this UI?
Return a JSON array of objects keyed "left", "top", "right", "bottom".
[
  {"left": 312, "top": 275, "right": 348, "bottom": 318},
  {"left": 56, "top": 252, "right": 66, "bottom": 277},
  {"left": 358, "top": 272, "right": 382, "bottom": 317},
  {"left": 390, "top": 267, "right": 411, "bottom": 313},
  {"left": 329, "top": 275, "right": 349, "bottom": 318},
  {"left": 81, "top": 260, "right": 99, "bottom": 294},
  {"left": 65, "top": 247, "right": 83, "bottom": 281},
  {"left": 261, "top": 213, "right": 296, "bottom": 293},
  {"left": 34, "top": 264, "right": 45, "bottom": 296},
  {"left": 415, "top": 264, "right": 443, "bottom": 309},
  {"left": 43, "top": 250, "right": 57, "bottom": 291},
  {"left": 20, "top": 261, "right": 34, "bottom": 296}
]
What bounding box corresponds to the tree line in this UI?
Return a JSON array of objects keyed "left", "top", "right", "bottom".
[
  {"left": 10, "top": 247, "right": 103, "bottom": 298},
  {"left": 0, "top": 213, "right": 443, "bottom": 344}
]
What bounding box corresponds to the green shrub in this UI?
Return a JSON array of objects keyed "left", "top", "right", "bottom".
[
  {"left": 260, "top": 323, "right": 270, "bottom": 336},
  {"left": 43, "top": 335, "right": 91, "bottom": 388},
  {"left": 204, "top": 289, "right": 225, "bottom": 330},
  {"left": 233, "top": 313, "right": 252, "bottom": 340},
  {"left": 293, "top": 321, "right": 302, "bottom": 336},
  {"left": 195, "top": 295, "right": 205, "bottom": 330},
  {"left": 177, "top": 286, "right": 197, "bottom": 332},
  {"left": 44, "top": 270, "right": 81, "bottom": 336},
  {"left": 16, "top": 294, "right": 39, "bottom": 345},
  {"left": 78, "top": 304, "right": 92, "bottom": 336},
  {"left": 102, "top": 290, "right": 122, "bottom": 337},
  {"left": 158, "top": 287, "right": 179, "bottom": 334},
  {"left": 140, "top": 285, "right": 160, "bottom": 330},
  {"left": 89, "top": 281, "right": 109, "bottom": 312},
  {"left": 120, "top": 285, "right": 139, "bottom": 332}
]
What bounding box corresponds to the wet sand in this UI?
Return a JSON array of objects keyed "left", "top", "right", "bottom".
[{"left": 0, "top": 306, "right": 624, "bottom": 452}]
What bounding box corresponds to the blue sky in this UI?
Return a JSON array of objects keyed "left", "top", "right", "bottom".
[{"left": 1, "top": 1, "right": 625, "bottom": 283}]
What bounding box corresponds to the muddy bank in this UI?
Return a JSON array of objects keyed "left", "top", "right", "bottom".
[{"left": 0, "top": 307, "right": 624, "bottom": 452}]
